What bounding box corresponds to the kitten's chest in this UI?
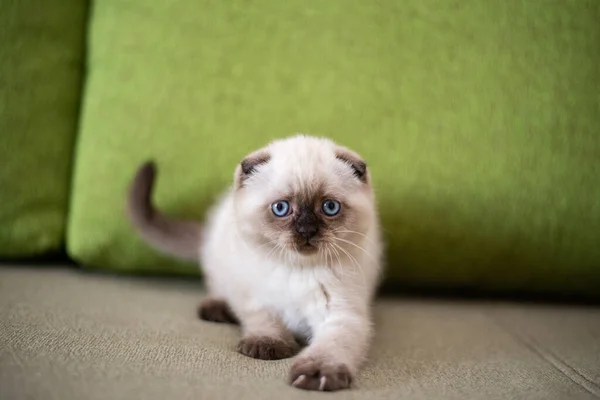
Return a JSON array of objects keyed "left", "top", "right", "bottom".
[{"left": 256, "top": 266, "right": 331, "bottom": 334}]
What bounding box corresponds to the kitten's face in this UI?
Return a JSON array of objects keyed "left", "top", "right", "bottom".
[{"left": 233, "top": 136, "right": 376, "bottom": 265}]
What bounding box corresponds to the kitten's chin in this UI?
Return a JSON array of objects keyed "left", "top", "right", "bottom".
[{"left": 295, "top": 243, "right": 319, "bottom": 256}]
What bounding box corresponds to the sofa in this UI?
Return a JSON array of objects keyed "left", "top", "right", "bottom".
[{"left": 1, "top": 1, "right": 599, "bottom": 399}]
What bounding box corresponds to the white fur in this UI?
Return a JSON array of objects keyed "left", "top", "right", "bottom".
[{"left": 200, "top": 135, "right": 382, "bottom": 381}]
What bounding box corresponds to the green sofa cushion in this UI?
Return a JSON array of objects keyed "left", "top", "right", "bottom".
[
  {"left": 0, "top": 0, "right": 88, "bottom": 257},
  {"left": 69, "top": 0, "right": 600, "bottom": 297}
]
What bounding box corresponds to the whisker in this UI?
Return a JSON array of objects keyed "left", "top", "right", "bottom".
[
  {"left": 332, "top": 242, "right": 365, "bottom": 285},
  {"left": 265, "top": 244, "right": 277, "bottom": 259},
  {"left": 256, "top": 239, "right": 278, "bottom": 252},
  {"left": 330, "top": 244, "right": 344, "bottom": 277},
  {"left": 332, "top": 237, "right": 377, "bottom": 262},
  {"left": 332, "top": 245, "right": 342, "bottom": 269},
  {"left": 277, "top": 243, "right": 286, "bottom": 263},
  {"left": 332, "top": 229, "right": 377, "bottom": 245},
  {"left": 324, "top": 246, "right": 332, "bottom": 268},
  {"left": 268, "top": 241, "right": 285, "bottom": 262},
  {"left": 327, "top": 243, "right": 344, "bottom": 280}
]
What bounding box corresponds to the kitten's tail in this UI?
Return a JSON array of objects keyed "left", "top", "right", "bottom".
[{"left": 127, "top": 161, "right": 202, "bottom": 262}]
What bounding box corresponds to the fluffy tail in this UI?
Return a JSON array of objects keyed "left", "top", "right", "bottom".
[{"left": 127, "top": 161, "right": 202, "bottom": 262}]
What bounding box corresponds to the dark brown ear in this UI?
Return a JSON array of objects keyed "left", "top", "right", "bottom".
[
  {"left": 336, "top": 148, "right": 368, "bottom": 183},
  {"left": 235, "top": 149, "right": 270, "bottom": 188}
]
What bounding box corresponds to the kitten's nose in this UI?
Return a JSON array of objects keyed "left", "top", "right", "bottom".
[
  {"left": 296, "top": 224, "right": 319, "bottom": 241},
  {"left": 295, "top": 207, "right": 320, "bottom": 241}
]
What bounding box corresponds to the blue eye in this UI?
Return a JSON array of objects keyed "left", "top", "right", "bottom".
[
  {"left": 271, "top": 200, "right": 290, "bottom": 217},
  {"left": 322, "top": 200, "right": 341, "bottom": 216}
]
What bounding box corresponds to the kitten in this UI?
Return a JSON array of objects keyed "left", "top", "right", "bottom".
[{"left": 127, "top": 135, "right": 383, "bottom": 391}]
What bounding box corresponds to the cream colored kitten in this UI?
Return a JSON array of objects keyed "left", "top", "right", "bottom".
[{"left": 127, "top": 135, "right": 383, "bottom": 391}]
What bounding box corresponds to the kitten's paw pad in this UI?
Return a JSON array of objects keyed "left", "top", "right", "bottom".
[
  {"left": 197, "top": 298, "right": 238, "bottom": 324},
  {"left": 237, "top": 336, "right": 299, "bottom": 360},
  {"left": 289, "top": 357, "right": 352, "bottom": 391}
]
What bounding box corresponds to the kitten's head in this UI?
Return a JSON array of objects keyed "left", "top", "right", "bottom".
[{"left": 233, "top": 135, "right": 376, "bottom": 265}]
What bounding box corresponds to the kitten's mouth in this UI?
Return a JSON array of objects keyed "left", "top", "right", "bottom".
[{"left": 297, "top": 241, "right": 319, "bottom": 254}]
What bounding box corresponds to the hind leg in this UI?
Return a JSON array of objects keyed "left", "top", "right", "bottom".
[{"left": 197, "top": 297, "right": 239, "bottom": 324}]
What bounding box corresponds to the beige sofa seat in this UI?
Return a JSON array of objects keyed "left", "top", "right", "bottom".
[{"left": 1, "top": 266, "right": 599, "bottom": 400}]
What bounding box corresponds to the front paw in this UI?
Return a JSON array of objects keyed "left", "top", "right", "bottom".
[
  {"left": 237, "top": 336, "right": 299, "bottom": 360},
  {"left": 197, "top": 298, "right": 238, "bottom": 324},
  {"left": 289, "top": 356, "right": 353, "bottom": 391}
]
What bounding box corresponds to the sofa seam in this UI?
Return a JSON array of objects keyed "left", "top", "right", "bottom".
[{"left": 489, "top": 314, "right": 600, "bottom": 398}]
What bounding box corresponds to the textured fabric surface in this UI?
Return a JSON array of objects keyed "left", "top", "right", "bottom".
[
  {"left": 1, "top": 266, "right": 599, "bottom": 400},
  {"left": 69, "top": 0, "right": 600, "bottom": 296},
  {"left": 0, "top": 0, "right": 88, "bottom": 257}
]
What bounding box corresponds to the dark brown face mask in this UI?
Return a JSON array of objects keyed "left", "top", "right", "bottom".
[{"left": 294, "top": 205, "right": 324, "bottom": 243}]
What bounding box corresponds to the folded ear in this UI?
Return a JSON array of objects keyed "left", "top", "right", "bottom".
[
  {"left": 335, "top": 147, "right": 368, "bottom": 183},
  {"left": 234, "top": 149, "right": 271, "bottom": 189}
]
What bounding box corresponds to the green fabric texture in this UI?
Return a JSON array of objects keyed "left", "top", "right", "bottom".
[
  {"left": 69, "top": 0, "right": 600, "bottom": 296},
  {"left": 0, "top": 0, "right": 88, "bottom": 257}
]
